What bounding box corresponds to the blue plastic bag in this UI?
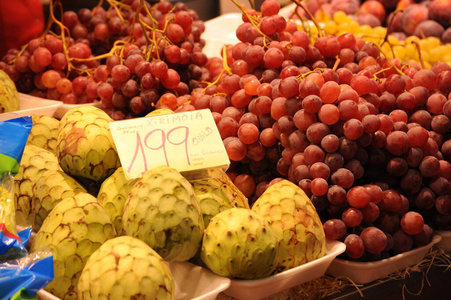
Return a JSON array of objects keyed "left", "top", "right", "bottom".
[
  {"left": 0, "top": 250, "right": 54, "bottom": 299},
  {"left": 0, "top": 115, "right": 32, "bottom": 176},
  {"left": 0, "top": 115, "right": 54, "bottom": 299},
  {"left": 0, "top": 116, "right": 32, "bottom": 261}
]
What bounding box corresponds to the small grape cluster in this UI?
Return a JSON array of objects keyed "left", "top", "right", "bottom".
[
  {"left": 295, "top": 0, "right": 451, "bottom": 43},
  {"left": 166, "top": 0, "right": 450, "bottom": 261},
  {"left": 1, "top": 0, "right": 216, "bottom": 119}
]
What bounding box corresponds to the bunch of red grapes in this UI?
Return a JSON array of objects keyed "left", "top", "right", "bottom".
[
  {"left": 169, "top": 0, "right": 449, "bottom": 261},
  {"left": 1, "top": 0, "right": 218, "bottom": 119}
]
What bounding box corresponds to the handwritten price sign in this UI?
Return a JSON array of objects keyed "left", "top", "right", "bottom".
[{"left": 109, "top": 109, "right": 230, "bottom": 179}]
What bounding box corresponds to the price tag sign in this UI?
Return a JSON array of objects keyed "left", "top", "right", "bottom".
[{"left": 109, "top": 109, "right": 230, "bottom": 179}]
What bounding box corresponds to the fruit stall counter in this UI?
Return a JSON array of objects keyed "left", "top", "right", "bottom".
[
  {"left": 212, "top": 238, "right": 450, "bottom": 300},
  {"left": 1, "top": 0, "right": 451, "bottom": 299}
]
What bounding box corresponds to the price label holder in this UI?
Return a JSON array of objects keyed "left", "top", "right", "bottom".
[{"left": 109, "top": 109, "right": 230, "bottom": 180}]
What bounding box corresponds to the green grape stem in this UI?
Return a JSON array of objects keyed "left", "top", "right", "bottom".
[
  {"left": 374, "top": 43, "right": 406, "bottom": 76},
  {"left": 229, "top": 0, "right": 273, "bottom": 44},
  {"left": 411, "top": 40, "right": 426, "bottom": 69},
  {"left": 291, "top": 0, "right": 325, "bottom": 38},
  {"left": 201, "top": 45, "right": 232, "bottom": 91}
]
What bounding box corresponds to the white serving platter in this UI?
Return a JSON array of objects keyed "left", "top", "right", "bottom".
[
  {"left": 168, "top": 261, "right": 231, "bottom": 300},
  {"left": 15, "top": 93, "right": 63, "bottom": 116},
  {"left": 326, "top": 235, "right": 442, "bottom": 285},
  {"left": 37, "top": 260, "right": 231, "bottom": 300},
  {"left": 53, "top": 101, "right": 103, "bottom": 119},
  {"left": 436, "top": 231, "right": 451, "bottom": 251},
  {"left": 202, "top": 13, "right": 242, "bottom": 58},
  {"left": 223, "top": 240, "right": 346, "bottom": 300}
]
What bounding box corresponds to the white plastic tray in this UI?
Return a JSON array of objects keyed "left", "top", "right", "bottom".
[
  {"left": 436, "top": 231, "right": 451, "bottom": 251},
  {"left": 53, "top": 101, "right": 103, "bottom": 119},
  {"left": 203, "top": 13, "right": 242, "bottom": 57},
  {"left": 223, "top": 240, "right": 346, "bottom": 300},
  {"left": 15, "top": 93, "right": 63, "bottom": 116},
  {"left": 326, "top": 235, "right": 442, "bottom": 284},
  {"left": 37, "top": 260, "right": 231, "bottom": 300},
  {"left": 12, "top": 93, "right": 103, "bottom": 119},
  {"left": 37, "top": 290, "right": 59, "bottom": 300},
  {"left": 169, "top": 261, "right": 231, "bottom": 300}
]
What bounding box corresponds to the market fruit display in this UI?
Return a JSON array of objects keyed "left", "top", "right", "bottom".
[
  {"left": 97, "top": 167, "right": 137, "bottom": 234},
  {"left": 57, "top": 105, "right": 120, "bottom": 182},
  {"left": 200, "top": 207, "right": 279, "bottom": 279},
  {"left": 0, "top": 69, "right": 20, "bottom": 113},
  {"left": 122, "top": 165, "right": 204, "bottom": 262},
  {"left": 31, "top": 192, "right": 116, "bottom": 299},
  {"left": 252, "top": 179, "right": 326, "bottom": 271},
  {"left": 26, "top": 114, "right": 60, "bottom": 154},
  {"left": 77, "top": 236, "right": 175, "bottom": 300},
  {"left": 29, "top": 168, "right": 87, "bottom": 231},
  {"left": 0, "top": 0, "right": 450, "bottom": 297}
]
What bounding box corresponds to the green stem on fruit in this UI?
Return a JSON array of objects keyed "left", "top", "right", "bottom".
[
  {"left": 199, "top": 71, "right": 225, "bottom": 91},
  {"left": 230, "top": 0, "right": 273, "bottom": 43},
  {"left": 381, "top": 9, "right": 403, "bottom": 48},
  {"left": 373, "top": 43, "right": 405, "bottom": 76},
  {"left": 8, "top": 42, "right": 30, "bottom": 65},
  {"left": 106, "top": 0, "right": 130, "bottom": 23},
  {"left": 93, "top": 0, "right": 104, "bottom": 14},
  {"left": 297, "top": 68, "right": 324, "bottom": 80},
  {"left": 332, "top": 58, "right": 340, "bottom": 71},
  {"left": 411, "top": 40, "right": 426, "bottom": 69},
  {"left": 200, "top": 45, "right": 232, "bottom": 92},
  {"left": 73, "top": 41, "right": 127, "bottom": 64},
  {"left": 48, "top": 0, "right": 76, "bottom": 74},
  {"left": 293, "top": 11, "right": 315, "bottom": 42},
  {"left": 139, "top": 1, "right": 166, "bottom": 61},
  {"left": 221, "top": 45, "right": 232, "bottom": 75},
  {"left": 135, "top": 0, "right": 166, "bottom": 56},
  {"left": 141, "top": 0, "right": 160, "bottom": 27},
  {"left": 291, "top": 0, "right": 325, "bottom": 38},
  {"left": 136, "top": 0, "right": 166, "bottom": 36},
  {"left": 372, "top": 66, "right": 393, "bottom": 81}
]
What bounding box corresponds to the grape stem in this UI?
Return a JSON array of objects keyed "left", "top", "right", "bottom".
[
  {"left": 229, "top": 0, "right": 273, "bottom": 45},
  {"left": 381, "top": 9, "right": 403, "bottom": 48},
  {"left": 294, "top": 10, "right": 315, "bottom": 41},
  {"left": 47, "top": 0, "right": 76, "bottom": 75},
  {"left": 291, "top": 0, "right": 324, "bottom": 38},
  {"left": 332, "top": 58, "right": 341, "bottom": 71},
  {"left": 107, "top": 0, "right": 131, "bottom": 23},
  {"left": 372, "top": 66, "right": 394, "bottom": 81},
  {"left": 200, "top": 45, "right": 232, "bottom": 91},
  {"left": 297, "top": 68, "right": 324, "bottom": 80},
  {"left": 411, "top": 40, "right": 426, "bottom": 69},
  {"left": 373, "top": 43, "right": 405, "bottom": 76}
]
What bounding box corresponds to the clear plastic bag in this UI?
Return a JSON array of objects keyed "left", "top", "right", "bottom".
[{"left": 0, "top": 249, "right": 54, "bottom": 299}]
